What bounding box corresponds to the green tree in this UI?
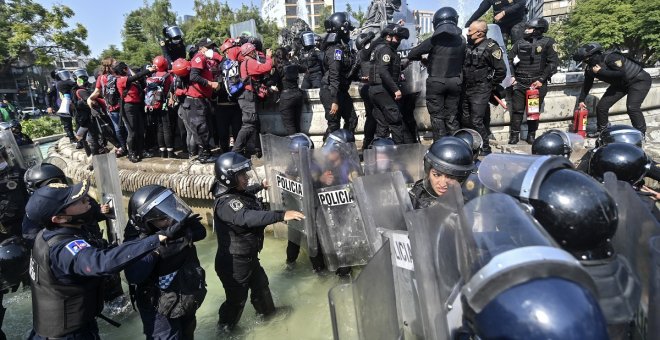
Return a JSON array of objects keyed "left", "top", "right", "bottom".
[
  {"left": 563, "top": 0, "right": 658, "bottom": 65},
  {"left": 0, "top": 0, "right": 89, "bottom": 73},
  {"left": 315, "top": 6, "right": 334, "bottom": 34},
  {"left": 346, "top": 4, "right": 367, "bottom": 27},
  {"left": 119, "top": 0, "right": 178, "bottom": 67}
]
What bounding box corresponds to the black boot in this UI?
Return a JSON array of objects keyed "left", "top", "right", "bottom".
[
  {"left": 526, "top": 131, "right": 536, "bottom": 144},
  {"left": 167, "top": 150, "right": 178, "bottom": 159},
  {"left": 508, "top": 131, "right": 520, "bottom": 144},
  {"left": 251, "top": 288, "right": 276, "bottom": 316},
  {"left": 160, "top": 149, "right": 167, "bottom": 158},
  {"left": 197, "top": 148, "right": 216, "bottom": 164},
  {"left": 128, "top": 152, "right": 140, "bottom": 163}
]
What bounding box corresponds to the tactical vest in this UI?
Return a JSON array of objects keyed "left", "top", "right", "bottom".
[
  {"left": 464, "top": 39, "right": 495, "bottom": 84},
  {"left": 359, "top": 48, "right": 373, "bottom": 79},
  {"left": 513, "top": 36, "right": 551, "bottom": 79},
  {"left": 322, "top": 43, "right": 354, "bottom": 89},
  {"left": 214, "top": 192, "right": 266, "bottom": 255},
  {"left": 31, "top": 230, "right": 103, "bottom": 338},
  {"left": 0, "top": 167, "right": 28, "bottom": 236},
  {"left": 301, "top": 49, "right": 323, "bottom": 75},
  {"left": 603, "top": 52, "right": 643, "bottom": 82},
  {"left": 369, "top": 44, "right": 402, "bottom": 87},
  {"left": 427, "top": 35, "right": 465, "bottom": 79},
  {"left": 409, "top": 179, "right": 440, "bottom": 209}
]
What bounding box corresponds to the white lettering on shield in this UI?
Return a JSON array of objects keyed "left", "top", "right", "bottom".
[
  {"left": 392, "top": 233, "right": 414, "bottom": 271},
  {"left": 317, "top": 188, "right": 354, "bottom": 207},
  {"left": 276, "top": 174, "right": 303, "bottom": 197}
]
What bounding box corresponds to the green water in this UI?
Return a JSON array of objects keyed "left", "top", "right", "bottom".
[{"left": 4, "top": 235, "right": 341, "bottom": 339}]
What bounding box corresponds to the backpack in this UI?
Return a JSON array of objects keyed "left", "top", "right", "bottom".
[
  {"left": 103, "top": 75, "right": 121, "bottom": 107},
  {"left": 222, "top": 59, "right": 244, "bottom": 100},
  {"left": 145, "top": 73, "right": 168, "bottom": 110}
]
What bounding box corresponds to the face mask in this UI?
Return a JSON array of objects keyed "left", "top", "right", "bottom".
[
  {"left": 65, "top": 209, "right": 96, "bottom": 225},
  {"left": 389, "top": 39, "right": 401, "bottom": 49},
  {"left": 205, "top": 49, "right": 214, "bottom": 59},
  {"left": 171, "top": 38, "right": 181, "bottom": 44},
  {"left": 0, "top": 161, "right": 7, "bottom": 171}
]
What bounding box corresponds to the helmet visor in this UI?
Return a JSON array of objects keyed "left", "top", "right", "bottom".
[
  {"left": 137, "top": 189, "right": 192, "bottom": 226},
  {"left": 603, "top": 129, "right": 644, "bottom": 147},
  {"left": 56, "top": 70, "right": 72, "bottom": 81},
  {"left": 301, "top": 32, "right": 316, "bottom": 47},
  {"left": 165, "top": 26, "right": 183, "bottom": 39}
]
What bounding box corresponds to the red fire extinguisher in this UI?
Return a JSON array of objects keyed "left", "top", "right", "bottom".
[
  {"left": 573, "top": 106, "right": 588, "bottom": 137},
  {"left": 525, "top": 86, "right": 540, "bottom": 121}
]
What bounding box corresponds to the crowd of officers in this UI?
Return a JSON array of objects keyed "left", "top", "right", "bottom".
[{"left": 0, "top": 4, "right": 654, "bottom": 340}]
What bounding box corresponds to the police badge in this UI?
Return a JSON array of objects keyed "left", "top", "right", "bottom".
[
  {"left": 615, "top": 59, "right": 623, "bottom": 67},
  {"left": 492, "top": 49, "right": 502, "bottom": 60},
  {"left": 382, "top": 54, "right": 391, "bottom": 63},
  {"left": 536, "top": 46, "right": 542, "bottom": 53}
]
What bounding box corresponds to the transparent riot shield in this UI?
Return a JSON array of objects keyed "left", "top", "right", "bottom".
[
  {"left": 19, "top": 144, "right": 43, "bottom": 169},
  {"left": 328, "top": 240, "right": 399, "bottom": 340},
  {"left": 230, "top": 19, "right": 259, "bottom": 39},
  {"left": 404, "top": 184, "right": 465, "bottom": 340},
  {"left": 603, "top": 172, "right": 660, "bottom": 322},
  {"left": 307, "top": 143, "right": 365, "bottom": 270},
  {"left": 0, "top": 130, "right": 25, "bottom": 168},
  {"left": 260, "top": 134, "right": 317, "bottom": 255},
  {"left": 649, "top": 236, "right": 660, "bottom": 337},
  {"left": 363, "top": 143, "right": 426, "bottom": 185},
  {"left": 383, "top": 230, "right": 424, "bottom": 339},
  {"left": 352, "top": 172, "right": 412, "bottom": 252},
  {"left": 92, "top": 153, "right": 127, "bottom": 243}
]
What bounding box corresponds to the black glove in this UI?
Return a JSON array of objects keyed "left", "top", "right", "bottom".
[
  {"left": 157, "top": 237, "right": 189, "bottom": 259},
  {"left": 157, "top": 213, "right": 191, "bottom": 239}
]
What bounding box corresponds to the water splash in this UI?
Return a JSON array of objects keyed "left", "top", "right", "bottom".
[
  {"left": 458, "top": 0, "right": 466, "bottom": 28},
  {"left": 297, "top": 0, "right": 310, "bottom": 26}
]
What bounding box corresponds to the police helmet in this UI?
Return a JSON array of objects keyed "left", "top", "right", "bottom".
[
  {"left": 129, "top": 184, "right": 192, "bottom": 232},
  {"left": 380, "top": 23, "right": 410, "bottom": 40},
  {"left": 453, "top": 128, "right": 483, "bottom": 159},
  {"left": 51, "top": 69, "right": 72, "bottom": 81},
  {"left": 8, "top": 119, "right": 21, "bottom": 132},
  {"left": 572, "top": 42, "right": 602, "bottom": 63},
  {"left": 0, "top": 237, "right": 30, "bottom": 291},
  {"left": 532, "top": 130, "right": 572, "bottom": 157},
  {"left": 288, "top": 133, "right": 314, "bottom": 152},
  {"left": 301, "top": 31, "right": 316, "bottom": 48},
  {"left": 525, "top": 17, "right": 549, "bottom": 33},
  {"left": 163, "top": 25, "right": 184, "bottom": 41},
  {"left": 355, "top": 31, "right": 376, "bottom": 50},
  {"left": 472, "top": 277, "right": 608, "bottom": 339},
  {"left": 72, "top": 69, "right": 89, "bottom": 81},
  {"left": 324, "top": 12, "right": 355, "bottom": 36},
  {"left": 214, "top": 152, "right": 252, "bottom": 188},
  {"left": 432, "top": 7, "right": 459, "bottom": 29},
  {"left": 530, "top": 168, "right": 618, "bottom": 260},
  {"left": 596, "top": 124, "right": 643, "bottom": 148},
  {"left": 368, "top": 137, "right": 396, "bottom": 149},
  {"left": 423, "top": 136, "right": 475, "bottom": 180},
  {"left": 24, "top": 162, "right": 67, "bottom": 194},
  {"left": 323, "top": 129, "right": 356, "bottom": 151},
  {"left": 588, "top": 142, "right": 650, "bottom": 186}
]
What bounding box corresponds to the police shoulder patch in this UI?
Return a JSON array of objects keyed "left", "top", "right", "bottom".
[
  {"left": 334, "top": 49, "right": 343, "bottom": 61},
  {"left": 64, "top": 239, "right": 91, "bottom": 256},
  {"left": 615, "top": 59, "right": 623, "bottom": 67},
  {"left": 492, "top": 49, "right": 502, "bottom": 60},
  {"left": 229, "top": 199, "right": 244, "bottom": 212},
  {"left": 382, "top": 54, "right": 391, "bottom": 63},
  {"left": 465, "top": 180, "right": 475, "bottom": 191}
]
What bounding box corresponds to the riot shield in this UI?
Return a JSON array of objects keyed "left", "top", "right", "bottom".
[
  {"left": 649, "top": 236, "right": 660, "bottom": 337},
  {"left": 362, "top": 143, "right": 426, "bottom": 185},
  {"left": 307, "top": 143, "right": 366, "bottom": 270},
  {"left": 603, "top": 172, "right": 660, "bottom": 319},
  {"left": 328, "top": 240, "right": 399, "bottom": 340},
  {"left": 92, "top": 153, "right": 127, "bottom": 243},
  {"left": 352, "top": 172, "right": 412, "bottom": 252},
  {"left": 19, "top": 143, "right": 43, "bottom": 169},
  {"left": 230, "top": 19, "right": 259, "bottom": 39},
  {"left": 92, "top": 108, "right": 120, "bottom": 148},
  {"left": 260, "top": 134, "right": 317, "bottom": 256},
  {"left": 0, "top": 130, "right": 25, "bottom": 168},
  {"left": 404, "top": 184, "right": 465, "bottom": 340}
]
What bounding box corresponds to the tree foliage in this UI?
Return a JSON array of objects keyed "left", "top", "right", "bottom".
[
  {"left": 315, "top": 6, "right": 334, "bottom": 34},
  {"left": 0, "top": 0, "right": 89, "bottom": 73}
]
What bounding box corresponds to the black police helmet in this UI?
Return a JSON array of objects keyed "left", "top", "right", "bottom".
[
  {"left": 381, "top": 23, "right": 410, "bottom": 40},
  {"left": 73, "top": 69, "right": 89, "bottom": 80},
  {"left": 0, "top": 237, "right": 30, "bottom": 291},
  {"left": 128, "top": 184, "right": 168, "bottom": 224},
  {"left": 473, "top": 278, "right": 608, "bottom": 339},
  {"left": 163, "top": 25, "right": 184, "bottom": 40},
  {"left": 424, "top": 136, "right": 475, "bottom": 179},
  {"left": 530, "top": 168, "right": 618, "bottom": 260},
  {"left": 369, "top": 137, "right": 396, "bottom": 149},
  {"left": 453, "top": 128, "right": 483, "bottom": 158},
  {"left": 24, "top": 162, "right": 67, "bottom": 194},
  {"left": 526, "top": 17, "right": 549, "bottom": 33},
  {"left": 588, "top": 142, "right": 650, "bottom": 186},
  {"left": 532, "top": 130, "right": 572, "bottom": 157},
  {"left": 432, "top": 7, "right": 459, "bottom": 29},
  {"left": 596, "top": 124, "right": 643, "bottom": 148},
  {"left": 572, "top": 42, "right": 602, "bottom": 63},
  {"left": 355, "top": 31, "right": 376, "bottom": 50},
  {"left": 288, "top": 133, "right": 315, "bottom": 152},
  {"left": 327, "top": 129, "right": 355, "bottom": 144},
  {"left": 324, "top": 12, "right": 355, "bottom": 35},
  {"left": 214, "top": 152, "right": 252, "bottom": 188}
]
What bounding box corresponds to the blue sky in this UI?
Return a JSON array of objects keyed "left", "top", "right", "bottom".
[{"left": 37, "top": 0, "right": 480, "bottom": 57}]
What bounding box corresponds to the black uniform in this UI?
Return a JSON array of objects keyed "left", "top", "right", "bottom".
[
  {"left": 160, "top": 40, "right": 187, "bottom": 67},
  {"left": 353, "top": 40, "right": 383, "bottom": 149},
  {"left": 578, "top": 52, "right": 652, "bottom": 134},
  {"left": 273, "top": 62, "right": 305, "bottom": 135},
  {"left": 124, "top": 219, "right": 207, "bottom": 339},
  {"left": 213, "top": 185, "right": 282, "bottom": 328},
  {"left": 408, "top": 34, "right": 466, "bottom": 140},
  {"left": 465, "top": 0, "right": 527, "bottom": 47},
  {"left": 320, "top": 41, "right": 358, "bottom": 139},
  {"left": 46, "top": 81, "right": 77, "bottom": 142},
  {"left": 298, "top": 47, "right": 324, "bottom": 90},
  {"left": 368, "top": 44, "right": 416, "bottom": 144},
  {"left": 509, "top": 34, "right": 559, "bottom": 139},
  {"left": 461, "top": 38, "right": 507, "bottom": 153},
  {"left": 408, "top": 179, "right": 439, "bottom": 209}
]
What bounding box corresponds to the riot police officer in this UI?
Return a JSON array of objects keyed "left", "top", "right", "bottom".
[
  {"left": 573, "top": 42, "right": 652, "bottom": 137},
  {"left": 508, "top": 18, "right": 559, "bottom": 144},
  {"left": 161, "top": 25, "right": 186, "bottom": 65},
  {"left": 351, "top": 31, "right": 380, "bottom": 150},
  {"left": 319, "top": 12, "right": 358, "bottom": 139},
  {"left": 461, "top": 20, "right": 507, "bottom": 155},
  {"left": 409, "top": 136, "right": 475, "bottom": 209},
  {"left": 26, "top": 180, "right": 178, "bottom": 339},
  {"left": 368, "top": 23, "right": 414, "bottom": 144},
  {"left": 408, "top": 7, "right": 466, "bottom": 140},
  {"left": 6, "top": 120, "right": 33, "bottom": 146},
  {"left": 124, "top": 185, "right": 207, "bottom": 339},
  {"left": 465, "top": 0, "right": 527, "bottom": 47},
  {"left": 298, "top": 31, "right": 324, "bottom": 90},
  {"left": 531, "top": 129, "right": 573, "bottom": 158},
  {"left": 212, "top": 152, "right": 304, "bottom": 330}
]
